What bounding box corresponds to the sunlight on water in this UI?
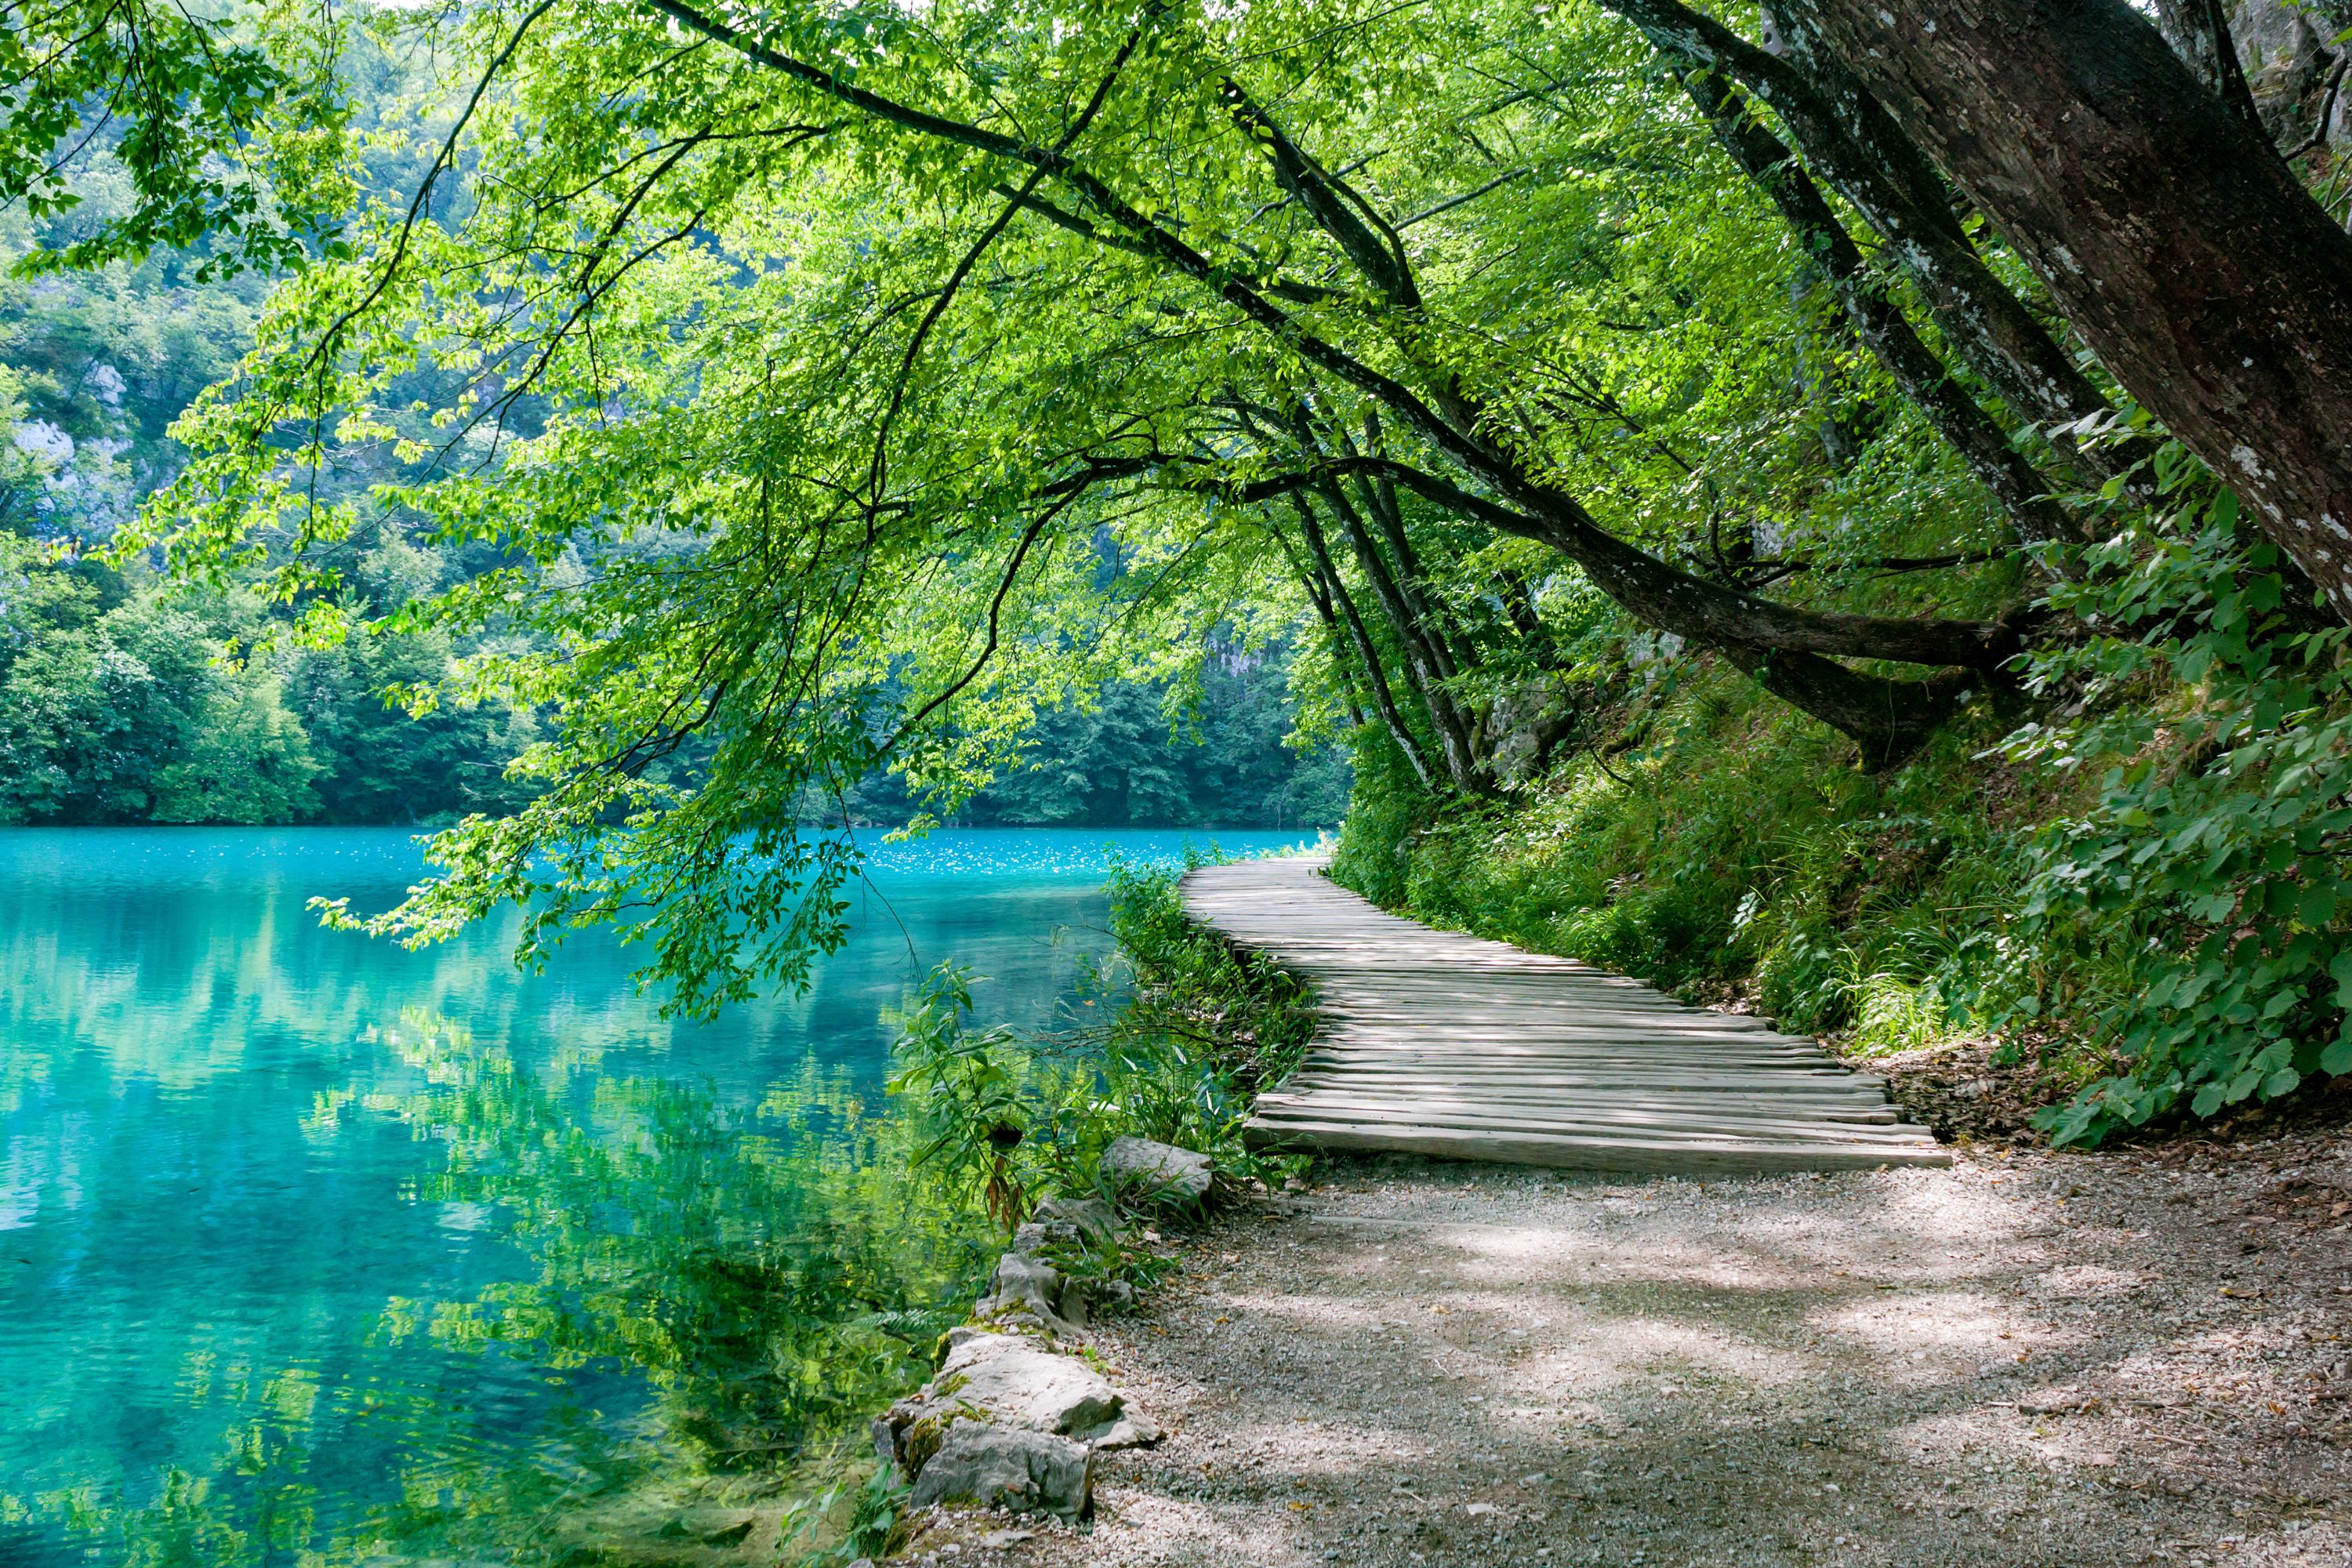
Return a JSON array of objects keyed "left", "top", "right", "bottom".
[{"left": 0, "top": 826, "right": 1315, "bottom": 1566}]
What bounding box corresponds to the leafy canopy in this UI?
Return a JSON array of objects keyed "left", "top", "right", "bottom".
[
  {"left": 0, "top": 0, "right": 350, "bottom": 277},
  {"left": 140, "top": 0, "right": 2020, "bottom": 1010}
]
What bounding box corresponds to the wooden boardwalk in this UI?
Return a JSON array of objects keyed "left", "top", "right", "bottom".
[{"left": 1181, "top": 856, "right": 1950, "bottom": 1174}]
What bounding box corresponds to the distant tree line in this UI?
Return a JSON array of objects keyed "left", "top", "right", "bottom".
[{"left": 0, "top": 103, "right": 1343, "bottom": 829}]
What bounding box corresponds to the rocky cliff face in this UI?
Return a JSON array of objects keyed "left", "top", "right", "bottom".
[{"left": 2234, "top": 1, "right": 2348, "bottom": 152}]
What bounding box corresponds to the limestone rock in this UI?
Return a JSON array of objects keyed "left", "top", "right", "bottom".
[
  {"left": 1100, "top": 1136, "right": 1212, "bottom": 1207},
  {"left": 877, "top": 1332, "right": 1126, "bottom": 1475},
  {"left": 1076, "top": 1410, "right": 1163, "bottom": 1450},
  {"left": 1032, "top": 1195, "right": 1120, "bottom": 1246},
  {"left": 998, "top": 1196, "right": 1127, "bottom": 1321},
  {"left": 1011, "top": 1219, "right": 1077, "bottom": 1259},
  {"left": 975, "top": 1248, "right": 1081, "bottom": 1328},
  {"left": 942, "top": 1323, "right": 1001, "bottom": 1356},
  {"left": 942, "top": 1332, "right": 1123, "bottom": 1432},
  {"left": 2230, "top": 0, "right": 2352, "bottom": 147},
  {"left": 1480, "top": 677, "right": 1578, "bottom": 786},
  {"left": 908, "top": 1422, "right": 1092, "bottom": 1520}
]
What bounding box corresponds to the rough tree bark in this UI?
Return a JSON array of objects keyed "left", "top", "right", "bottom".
[
  {"left": 1772, "top": 0, "right": 2352, "bottom": 619},
  {"left": 659, "top": 0, "right": 2047, "bottom": 768},
  {"left": 1720, "top": 646, "right": 1974, "bottom": 771},
  {"left": 1348, "top": 415, "right": 1475, "bottom": 681},
  {"left": 1352, "top": 458, "right": 2003, "bottom": 771},
  {"left": 1272, "top": 531, "right": 1369, "bottom": 728},
  {"left": 1225, "top": 84, "right": 2016, "bottom": 765},
  {"left": 1316, "top": 471, "right": 1487, "bottom": 792}
]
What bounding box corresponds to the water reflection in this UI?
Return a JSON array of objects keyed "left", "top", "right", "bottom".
[{"left": 0, "top": 827, "right": 1312, "bottom": 1565}]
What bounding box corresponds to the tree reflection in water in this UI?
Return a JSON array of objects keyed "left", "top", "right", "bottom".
[{"left": 23, "top": 1012, "right": 995, "bottom": 1568}]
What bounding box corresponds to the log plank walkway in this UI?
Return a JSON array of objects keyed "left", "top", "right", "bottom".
[{"left": 1180, "top": 855, "right": 1950, "bottom": 1174}]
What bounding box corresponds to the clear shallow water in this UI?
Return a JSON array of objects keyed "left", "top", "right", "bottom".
[{"left": 0, "top": 826, "right": 1315, "bottom": 1566}]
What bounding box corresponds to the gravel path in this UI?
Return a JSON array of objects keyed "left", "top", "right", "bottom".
[{"left": 899, "top": 1127, "right": 2352, "bottom": 1568}]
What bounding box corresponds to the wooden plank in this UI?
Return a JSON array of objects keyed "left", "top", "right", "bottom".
[
  {"left": 1272, "top": 1083, "right": 1899, "bottom": 1122},
  {"left": 1297, "top": 1046, "right": 1875, "bottom": 1075},
  {"left": 1287, "top": 1061, "right": 1874, "bottom": 1083},
  {"left": 1285, "top": 1066, "right": 1882, "bottom": 1091},
  {"left": 1312, "top": 1037, "right": 1827, "bottom": 1056},
  {"left": 1182, "top": 855, "right": 1947, "bottom": 1177},
  {"left": 1254, "top": 1094, "right": 1916, "bottom": 1138},
  {"left": 1240, "top": 1118, "right": 1954, "bottom": 1173},
  {"left": 1287, "top": 1091, "right": 1893, "bottom": 1120}
]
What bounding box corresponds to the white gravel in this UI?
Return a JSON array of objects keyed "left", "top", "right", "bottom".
[{"left": 899, "top": 1129, "right": 2352, "bottom": 1568}]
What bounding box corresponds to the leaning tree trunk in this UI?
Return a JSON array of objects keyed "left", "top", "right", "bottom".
[
  {"left": 1719, "top": 647, "right": 1973, "bottom": 772},
  {"left": 1273, "top": 531, "right": 1370, "bottom": 728},
  {"left": 1225, "top": 77, "right": 2027, "bottom": 768},
  {"left": 1607, "top": 0, "right": 2157, "bottom": 499},
  {"left": 1773, "top": 0, "right": 2352, "bottom": 622},
  {"left": 1287, "top": 495, "right": 1442, "bottom": 790},
  {"left": 1679, "top": 65, "right": 2084, "bottom": 551},
  {"left": 1321, "top": 476, "right": 1487, "bottom": 793}
]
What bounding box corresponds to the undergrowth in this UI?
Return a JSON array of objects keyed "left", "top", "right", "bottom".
[
  {"left": 1335, "top": 465, "right": 2352, "bottom": 1148},
  {"left": 1337, "top": 699, "right": 2054, "bottom": 1059},
  {"left": 882, "top": 848, "right": 1317, "bottom": 1236},
  {"left": 800, "top": 848, "right": 1320, "bottom": 1563}
]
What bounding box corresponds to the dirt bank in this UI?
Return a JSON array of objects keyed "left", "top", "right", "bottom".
[{"left": 895, "top": 1123, "right": 2352, "bottom": 1568}]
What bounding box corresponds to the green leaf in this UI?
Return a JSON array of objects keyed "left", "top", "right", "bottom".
[{"left": 2330, "top": 951, "right": 2352, "bottom": 1007}]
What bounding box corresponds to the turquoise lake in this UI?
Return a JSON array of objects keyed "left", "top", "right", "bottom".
[{"left": 0, "top": 826, "right": 1316, "bottom": 1566}]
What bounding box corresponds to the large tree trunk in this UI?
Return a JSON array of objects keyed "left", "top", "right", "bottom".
[
  {"left": 1773, "top": 0, "right": 2352, "bottom": 620},
  {"left": 1224, "top": 73, "right": 2029, "bottom": 767},
  {"left": 1273, "top": 531, "right": 1369, "bottom": 728},
  {"left": 1719, "top": 646, "right": 1972, "bottom": 771},
  {"left": 676, "top": 0, "right": 2048, "bottom": 772},
  {"left": 1317, "top": 474, "right": 1487, "bottom": 793}
]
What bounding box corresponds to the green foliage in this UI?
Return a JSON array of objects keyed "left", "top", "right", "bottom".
[
  {"left": 0, "top": 567, "right": 317, "bottom": 824},
  {"left": 1337, "top": 455, "right": 2352, "bottom": 1142},
  {"left": 790, "top": 1461, "right": 913, "bottom": 1566},
  {"left": 871, "top": 662, "right": 1349, "bottom": 830},
  {"left": 285, "top": 620, "right": 547, "bottom": 823},
  {"left": 0, "top": 0, "right": 347, "bottom": 279},
  {"left": 1326, "top": 731, "right": 1432, "bottom": 912},
  {"left": 1994, "top": 480, "right": 2352, "bottom": 1142},
  {"left": 147, "top": 661, "right": 321, "bottom": 823},
  {"left": 1098, "top": 851, "right": 1321, "bottom": 1123},
  {"left": 878, "top": 851, "right": 1316, "bottom": 1247},
  {"left": 887, "top": 964, "right": 1051, "bottom": 1230},
  {"left": 126, "top": 0, "right": 2036, "bottom": 1009}
]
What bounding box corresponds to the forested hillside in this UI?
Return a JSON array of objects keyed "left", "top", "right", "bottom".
[
  {"left": 0, "top": 56, "right": 1343, "bottom": 829},
  {"left": 9, "top": 0, "right": 2352, "bottom": 1139}
]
